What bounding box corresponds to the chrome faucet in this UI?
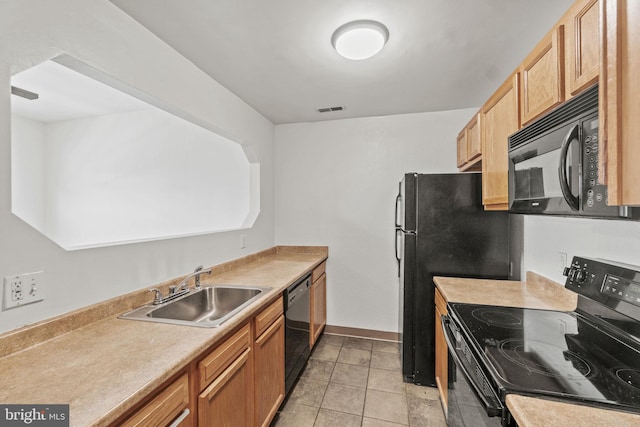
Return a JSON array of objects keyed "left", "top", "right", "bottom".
[
  {"left": 149, "top": 265, "right": 213, "bottom": 305},
  {"left": 174, "top": 265, "right": 212, "bottom": 292}
]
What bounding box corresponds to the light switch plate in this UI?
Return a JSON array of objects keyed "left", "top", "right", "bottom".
[{"left": 3, "top": 271, "right": 44, "bottom": 310}]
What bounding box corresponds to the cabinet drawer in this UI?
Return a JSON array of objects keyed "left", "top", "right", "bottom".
[
  {"left": 435, "top": 287, "right": 447, "bottom": 315},
  {"left": 121, "top": 373, "right": 189, "bottom": 427},
  {"left": 254, "top": 297, "right": 283, "bottom": 337},
  {"left": 199, "top": 323, "right": 251, "bottom": 391},
  {"left": 312, "top": 262, "right": 326, "bottom": 283}
]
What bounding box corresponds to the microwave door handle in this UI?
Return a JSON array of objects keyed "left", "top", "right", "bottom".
[{"left": 558, "top": 124, "right": 580, "bottom": 211}]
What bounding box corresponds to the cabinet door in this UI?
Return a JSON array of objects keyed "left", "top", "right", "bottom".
[
  {"left": 456, "top": 130, "right": 467, "bottom": 168},
  {"left": 121, "top": 373, "right": 191, "bottom": 427},
  {"left": 599, "top": 0, "right": 640, "bottom": 205},
  {"left": 199, "top": 324, "right": 251, "bottom": 391},
  {"left": 466, "top": 113, "right": 482, "bottom": 162},
  {"left": 434, "top": 290, "right": 448, "bottom": 411},
  {"left": 520, "top": 26, "right": 565, "bottom": 125},
  {"left": 565, "top": 0, "right": 600, "bottom": 97},
  {"left": 198, "top": 348, "right": 253, "bottom": 427},
  {"left": 481, "top": 72, "right": 520, "bottom": 210},
  {"left": 310, "top": 273, "right": 327, "bottom": 348},
  {"left": 255, "top": 315, "right": 285, "bottom": 427}
]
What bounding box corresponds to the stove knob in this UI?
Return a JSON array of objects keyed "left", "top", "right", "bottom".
[{"left": 575, "top": 270, "right": 586, "bottom": 283}]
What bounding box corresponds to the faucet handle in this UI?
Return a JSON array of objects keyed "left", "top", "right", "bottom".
[{"left": 149, "top": 288, "right": 163, "bottom": 304}]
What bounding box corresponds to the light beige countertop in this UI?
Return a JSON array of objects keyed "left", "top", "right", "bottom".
[
  {"left": 434, "top": 272, "right": 640, "bottom": 426},
  {"left": 0, "top": 246, "right": 327, "bottom": 427},
  {"left": 506, "top": 394, "right": 640, "bottom": 427},
  {"left": 434, "top": 272, "right": 577, "bottom": 311}
]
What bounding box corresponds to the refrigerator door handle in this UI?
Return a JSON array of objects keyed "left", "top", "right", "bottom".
[
  {"left": 395, "top": 228, "right": 404, "bottom": 277},
  {"left": 395, "top": 187, "right": 402, "bottom": 229}
]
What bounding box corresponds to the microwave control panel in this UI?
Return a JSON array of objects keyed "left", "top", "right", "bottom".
[{"left": 581, "top": 114, "right": 609, "bottom": 213}]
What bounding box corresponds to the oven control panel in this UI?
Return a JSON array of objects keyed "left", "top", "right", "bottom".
[
  {"left": 602, "top": 274, "right": 640, "bottom": 305},
  {"left": 564, "top": 256, "right": 640, "bottom": 310}
]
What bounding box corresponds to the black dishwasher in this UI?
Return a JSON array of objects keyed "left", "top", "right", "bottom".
[{"left": 283, "top": 274, "right": 311, "bottom": 396}]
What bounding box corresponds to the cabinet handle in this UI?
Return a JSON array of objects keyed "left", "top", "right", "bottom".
[{"left": 168, "top": 408, "right": 190, "bottom": 427}]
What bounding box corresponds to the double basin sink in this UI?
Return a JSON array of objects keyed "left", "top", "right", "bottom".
[{"left": 119, "top": 285, "right": 271, "bottom": 328}]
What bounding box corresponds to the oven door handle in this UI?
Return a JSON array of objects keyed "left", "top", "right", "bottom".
[
  {"left": 558, "top": 123, "right": 580, "bottom": 211},
  {"left": 441, "top": 314, "right": 504, "bottom": 417}
]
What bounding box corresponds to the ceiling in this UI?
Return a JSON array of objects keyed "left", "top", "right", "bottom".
[{"left": 109, "top": 0, "right": 574, "bottom": 124}]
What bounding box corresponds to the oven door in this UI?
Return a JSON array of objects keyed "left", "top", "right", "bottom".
[{"left": 442, "top": 315, "right": 508, "bottom": 427}]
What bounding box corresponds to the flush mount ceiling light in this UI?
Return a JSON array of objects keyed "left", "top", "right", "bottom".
[{"left": 331, "top": 20, "right": 389, "bottom": 60}]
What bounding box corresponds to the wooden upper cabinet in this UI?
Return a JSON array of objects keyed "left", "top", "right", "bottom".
[
  {"left": 466, "top": 113, "right": 482, "bottom": 162},
  {"left": 565, "top": 0, "right": 600, "bottom": 97},
  {"left": 599, "top": 0, "right": 640, "bottom": 205},
  {"left": 456, "top": 130, "right": 467, "bottom": 169},
  {"left": 456, "top": 112, "right": 482, "bottom": 171},
  {"left": 481, "top": 72, "right": 520, "bottom": 210},
  {"left": 520, "top": 26, "right": 565, "bottom": 125}
]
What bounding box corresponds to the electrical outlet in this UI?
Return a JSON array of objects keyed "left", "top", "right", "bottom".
[
  {"left": 559, "top": 252, "right": 568, "bottom": 272},
  {"left": 3, "top": 271, "right": 44, "bottom": 310},
  {"left": 240, "top": 234, "right": 247, "bottom": 249}
]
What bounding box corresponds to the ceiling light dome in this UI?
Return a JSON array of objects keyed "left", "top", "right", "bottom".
[{"left": 331, "top": 20, "right": 389, "bottom": 60}]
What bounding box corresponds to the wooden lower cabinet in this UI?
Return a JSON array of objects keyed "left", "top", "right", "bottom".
[
  {"left": 120, "top": 373, "right": 191, "bottom": 427},
  {"left": 115, "top": 276, "right": 320, "bottom": 427},
  {"left": 310, "top": 264, "right": 327, "bottom": 348},
  {"left": 254, "top": 309, "right": 285, "bottom": 427},
  {"left": 197, "top": 323, "right": 253, "bottom": 426},
  {"left": 198, "top": 348, "right": 253, "bottom": 426},
  {"left": 434, "top": 288, "right": 448, "bottom": 411}
]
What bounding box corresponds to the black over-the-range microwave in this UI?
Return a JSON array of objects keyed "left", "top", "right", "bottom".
[{"left": 508, "top": 84, "right": 638, "bottom": 220}]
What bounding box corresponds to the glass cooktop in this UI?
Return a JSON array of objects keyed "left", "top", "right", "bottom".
[{"left": 449, "top": 303, "right": 640, "bottom": 412}]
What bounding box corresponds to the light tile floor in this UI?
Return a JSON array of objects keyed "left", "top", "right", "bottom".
[{"left": 272, "top": 334, "right": 447, "bottom": 427}]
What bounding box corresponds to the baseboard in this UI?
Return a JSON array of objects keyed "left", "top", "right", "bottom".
[{"left": 324, "top": 324, "right": 400, "bottom": 342}]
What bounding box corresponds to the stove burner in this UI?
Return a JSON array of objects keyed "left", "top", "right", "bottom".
[
  {"left": 471, "top": 308, "right": 523, "bottom": 329},
  {"left": 499, "top": 339, "right": 594, "bottom": 379},
  {"left": 616, "top": 369, "right": 640, "bottom": 391}
]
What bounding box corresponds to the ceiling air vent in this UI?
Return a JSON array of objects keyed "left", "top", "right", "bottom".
[{"left": 317, "top": 106, "right": 345, "bottom": 113}]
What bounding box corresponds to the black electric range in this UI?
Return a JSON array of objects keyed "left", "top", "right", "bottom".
[{"left": 444, "top": 257, "right": 640, "bottom": 426}]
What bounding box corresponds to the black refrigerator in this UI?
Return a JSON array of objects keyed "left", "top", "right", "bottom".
[{"left": 394, "top": 172, "right": 510, "bottom": 386}]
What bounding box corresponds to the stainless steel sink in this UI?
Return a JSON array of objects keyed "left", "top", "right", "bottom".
[{"left": 119, "top": 285, "right": 270, "bottom": 327}]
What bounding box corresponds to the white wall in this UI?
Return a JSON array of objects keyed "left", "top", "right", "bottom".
[
  {"left": 11, "top": 115, "right": 46, "bottom": 232},
  {"left": 40, "top": 109, "right": 252, "bottom": 249},
  {"left": 274, "top": 109, "right": 476, "bottom": 332},
  {"left": 0, "top": 0, "right": 274, "bottom": 333},
  {"left": 522, "top": 215, "right": 640, "bottom": 283}
]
